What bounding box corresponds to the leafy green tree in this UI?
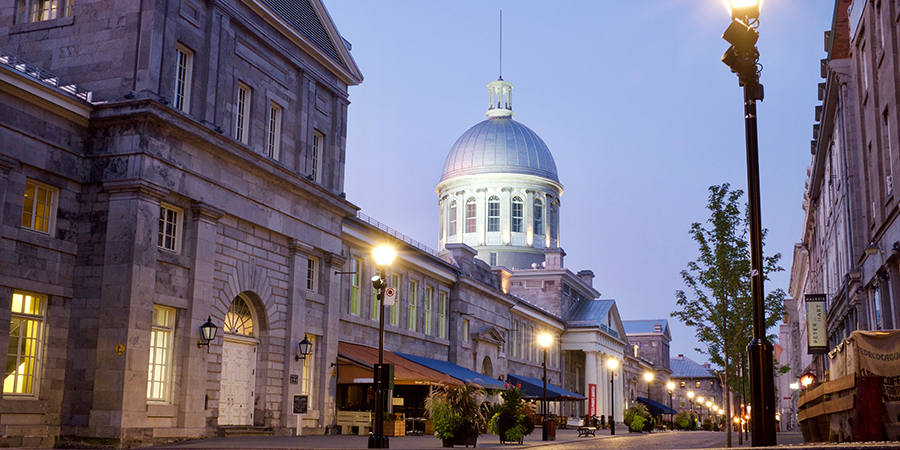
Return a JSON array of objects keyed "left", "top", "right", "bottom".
[{"left": 672, "top": 184, "right": 785, "bottom": 448}]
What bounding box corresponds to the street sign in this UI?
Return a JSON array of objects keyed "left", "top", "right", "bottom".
[{"left": 384, "top": 287, "right": 396, "bottom": 306}]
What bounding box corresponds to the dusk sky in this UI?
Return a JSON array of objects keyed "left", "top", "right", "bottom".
[{"left": 325, "top": 1, "right": 834, "bottom": 365}]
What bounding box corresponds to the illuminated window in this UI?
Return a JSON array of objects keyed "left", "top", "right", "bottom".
[
  {"left": 408, "top": 280, "right": 418, "bottom": 331},
  {"left": 370, "top": 267, "right": 379, "bottom": 321},
  {"left": 312, "top": 131, "right": 324, "bottom": 182},
  {"left": 509, "top": 320, "right": 518, "bottom": 357},
  {"left": 533, "top": 198, "right": 543, "bottom": 235},
  {"left": 174, "top": 45, "right": 193, "bottom": 113},
  {"left": 235, "top": 83, "right": 251, "bottom": 144},
  {"left": 16, "top": 0, "right": 72, "bottom": 23},
  {"left": 21, "top": 180, "right": 56, "bottom": 234},
  {"left": 424, "top": 287, "right": 433, "bottom": 335},
  {"left": 4, "top": 292, "right": 44, "bottom": 395},
  {"left": 158, "top": 203, "right": 182, "bottom": 252},
  {"left": 695, "top": 381, "right": 701, "bottom": 389},
  {"left": 224, "top": 296, "right": 254, "bottom": 336},
  {"left": 448, "top": 201, "right": 458, "bottom": 236},
  {"left": 680, "top": 381, "right": 686, "bottom": 388},
  {"left": 267, "top": 102, "right": 282, "bottom": 160},
  {"left": 148, "top": 305, "right": 174, "bottom": 402},
  {"left": 487, "top": 196, "right": 500, "bottom": 232},
  {"left": 438, "top": 292, "right": 448, "bottom": 339},
  {"left": 350, "top": 257, "right": 362, "bottom": 316},
  {"left": 511, "top": 196, "right": 523, "bottom": 232},
  {"left": 390, "top": 274, "right": 401, "bottom": 326},
  {"left": 465, "top": 197, "right": 477, "bottom": 233},
  {"left": 301, "top": 335, "right": 315, "bottom": 404}
]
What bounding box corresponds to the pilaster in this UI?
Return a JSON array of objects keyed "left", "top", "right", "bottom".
[
  {"left": 321, "top": 251, "right": 346, "bottom": 425},
  {"left": 584, "top": 350, "right": 598, "bottom": 416},
  {"left": 283, "top": 238, "right": 313, "bottom": 428}
]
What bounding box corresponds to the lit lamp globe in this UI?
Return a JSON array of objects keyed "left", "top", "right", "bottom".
[
  {"left": 608, "top": 358, "right": 618, "bottom": 370},
  {"left": 728, "top": 0, "right": 760, "bottom": 19},
  {"left": 666, "top": 381, "right": 675, "bottom": 391},
  {"left": 644, "top": 372, "right": 653, "bottom": 382},
  {"left": 373, "top": 244, "right": 396, "bottom": 267},
  {"left": 538, "top": 332, "right": 553, "bottom": 348}
]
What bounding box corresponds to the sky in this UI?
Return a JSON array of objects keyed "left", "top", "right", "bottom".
[{"left": 324, "top": 0, "right": 835, "bottom": 365}]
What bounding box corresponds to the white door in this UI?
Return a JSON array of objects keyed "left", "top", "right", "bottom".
[{"left": 219, "top": 338, "right": 257, "bottom": 425}]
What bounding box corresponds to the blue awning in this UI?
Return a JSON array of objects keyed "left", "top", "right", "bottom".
[
  {"left": 507, "top": 373, "right": 587, "bottom": 401},
  {"left": 394, "top": 352, "right": 507, "bottom": 390},
  {"left": 636, "top": 397, "right": 677, "bottom": 415}
]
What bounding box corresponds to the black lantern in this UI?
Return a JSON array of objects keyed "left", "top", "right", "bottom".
[
  {"left": 296, "top": 336, "right": 313, "bottom": 361},
  {"left": 197, "top": 316, "right": 218, "bottom": 351}
]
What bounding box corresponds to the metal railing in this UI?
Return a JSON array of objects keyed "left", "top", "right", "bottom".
[
  {"left": 0, "top": 48, "right": 93, "bottom": 102},
  {"left": 356, "top": 211, "right": 439, "bottom": 257}
]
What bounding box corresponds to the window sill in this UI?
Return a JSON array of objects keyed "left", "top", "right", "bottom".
[
  {"left": 10, "top": 15, "right": 74, "bottom": 34},
  {"left": 147, "top": 402, "right": 176, "bottom": 418}
]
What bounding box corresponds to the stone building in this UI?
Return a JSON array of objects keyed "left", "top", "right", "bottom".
[
  {"left": 669, "top": 355, "right": 723, "bottom": 420},
  {"left": 623, "top": 319, "right": 673, "bottom": 407}
]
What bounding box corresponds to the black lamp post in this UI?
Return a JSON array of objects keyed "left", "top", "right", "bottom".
[
  {"left": 197, "top": 316, "right": 218, "bottom": 351},
  {"left": 720, "top": 0, "right": 775, "bottom": 445},
  {"left": 538, "top": 333, "right": 554, "bottom": 441},
  {"left": 369, "top": 244, "right": 395, "bottom": 449},
  {"left": 666, "top": 382, "right": 675, "bottom": 430},
  {"left": 608, "top": 357, "right": 618, "bottom": 435}
]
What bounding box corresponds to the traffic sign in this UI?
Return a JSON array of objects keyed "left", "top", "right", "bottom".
[{"left": 384, "top": 287, "right": 396, "bottom": 306}]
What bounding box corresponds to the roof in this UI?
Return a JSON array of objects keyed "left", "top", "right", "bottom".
[
  {"left": 636, "top": 397, "right": 677, "bottom": 415},
  {"left": 506, "top": 373, "right": 586, "bottom": 401},
  {"left": 395, "top": 352, "right": 507, "bottom": 390},
  {"left": 440, "top": 117, "right": 559, "bottom": 183},
  {"left": 670, "top": 356, "right": 716, "bottom": 379},
  {"left": 337, "top": 342, "right": 457, "bottom": 386},
  {"left": 622, "top": 319, "right": 671, "bottom": 340},
  {"left": 564, "top": 299, "right": 619, "bottom": 338}
]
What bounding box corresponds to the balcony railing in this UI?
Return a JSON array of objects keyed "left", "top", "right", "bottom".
[{"left": 0, "top": 48, "right": 93, "bottom": 102}]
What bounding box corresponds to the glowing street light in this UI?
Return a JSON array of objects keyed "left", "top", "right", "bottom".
[
  {"left": 608, "top": 357, "right": 619, "bottom": 435},
  {"left": 369, "top": 244, "right": 395, "bottom": 449},
  {"left": 538, "top": 332, "right": 554, "bottom": 441}
]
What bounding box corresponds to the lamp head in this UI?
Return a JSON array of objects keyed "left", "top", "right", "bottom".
[
  {"left": 373, "top": 244, "right": 396, "bottom": 267},
  {"left": 607, "top": 357, "right": 618, "bottom": 370},
  {"left": 538, "top": 332, "right": 553, "bottom": 348},
  {"left": 371, "top": 274, "right": 386, "bottom": 290},
  {"left": 197, "top": 316, "right": 218, "bottom": 351},
  {"left": 644, "top": 372, "right": 653, "bottom": 382},
  {"left": 666, "top": 381, "right": 675, "bottom": 391},
  {"left": 728, "top": 0, "right": 760, "bottom": 20},
  {"left": 296, "top": 336, "right": 313, "bottom": 361},
  {"left": 697, "top": 396, "right": 704, "bottom": 403},
  {"left": 687, "top": 391, "right": 694, "bottom": 399}
]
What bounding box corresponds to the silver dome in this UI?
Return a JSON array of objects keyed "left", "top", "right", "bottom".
[{"left": 440, "top": 117, "right": 559, "bottom": 183}]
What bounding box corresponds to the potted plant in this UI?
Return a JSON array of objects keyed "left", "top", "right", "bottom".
[
  {"left": 425, "top": 384, "right": 487, "bottom": 448},
  {"left": 623, "top": 404, "right": 653, "bottom": 433},
  {"left": 488, "top": 384, "right": 535, "bottom": 444},
  {"left": 384, "top": 412, "right": 405, "bottom": 437}
]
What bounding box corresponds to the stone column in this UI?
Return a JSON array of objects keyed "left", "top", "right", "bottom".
[
  {"left": 321, "top": 251, "right": 346, "bottom": 426},
  {"left": 177, "top": 201, "right": 223, "bottom": 430},
  {"left": 584, "top": 350, "right": 597, "bottom": 417},
  {"left": 283, "top": 239, "right": 312, "bottom": 429},
  {"left": 89, "top": 179, "right": 168, "bottom": 440}
]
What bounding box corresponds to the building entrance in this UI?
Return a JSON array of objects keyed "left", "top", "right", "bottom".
[{"left": 219, "top": 338, "right": 257, "bottom": 425}]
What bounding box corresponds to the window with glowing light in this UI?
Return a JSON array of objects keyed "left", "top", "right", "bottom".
[
  {"left": 465, "top": 197, "right": 476, "bottom": 233},
  {"left": 5, "top": 292, "right": 44, "bottom": 395},
  {"left": 408, "top": 280, "right": 418, "bottom": 331},
  {"left": 438, "top": 292, "right": 448, "bottom": 339},
  {"left": 301, "top": 335, "right": 315, "bottom": 404},
  {"left": 16, "top": 0, "right": 72, "bottom": 23},
  {"left": 224, "top": 297, "right": 254, "bottom": 336},
  {"left": 511, "top": 196, "right": 523, "bottom": 232},
  {"left": 487, "top": 196, "right": 500, "bottom": 232},
  {"left": 148, "top": 305, "right": 174, "bottom": 402},
  {"left": 390, "top": 274, "right": 401, "bottom": 327},
  {"left": 350, "top": 257, "right": 362, "bottom": 316},
  {"left": 424, "top": 287, "right": 433, "bottom": 335}
]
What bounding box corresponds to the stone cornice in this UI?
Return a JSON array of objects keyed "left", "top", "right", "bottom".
[{"left": 191, "top": 201, "right": 225, "bottom": 222}]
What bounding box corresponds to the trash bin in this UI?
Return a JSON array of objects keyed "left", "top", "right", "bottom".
[{"left": 542, "top": 416, "right": 556, "bottom": 440}]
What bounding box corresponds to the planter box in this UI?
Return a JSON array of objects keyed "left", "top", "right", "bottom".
[
  {"left": 442, "top": 433, "right": 478, "bottom": 448},
  {"left": 384, "top": 420, "right": 405, "bottom": 437}
]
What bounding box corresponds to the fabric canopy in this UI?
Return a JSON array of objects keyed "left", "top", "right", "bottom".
[
  {"left": 394, "top": 352, "right": 507, "bottom": 390},
  {"left": 337, "top": 341, "right": 457, "bottom": 386},
  {"left": 636, "top": 396, "right": 677, "bottom": 415},
  {"left": 506, "top": 373, "right": 587, "bottom": 401}
]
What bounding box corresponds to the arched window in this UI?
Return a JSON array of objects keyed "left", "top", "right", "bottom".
[
  {"left": 224, "top": 296, "right": 254, "bottom": 336},
  {"left": 449, "top": 201, "right": 457, "bottom": 236},
  {"left": 533, "top": 198, "right": 544, "bottom": 235},
  {"left": 465, "top": 197, "right": 477, "bottom": 233},
  {"left": 487, "top": 196, "right": 500, "bottom": 232},
  {"left": 511, "top": 196, "right": 523, "bottom": 233}
]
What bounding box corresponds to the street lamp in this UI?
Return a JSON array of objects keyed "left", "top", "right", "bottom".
[
  {"left": 720, "top": 0, "right": 776, "bottom": 445},
  {"left": 666, "top": 381, "right": 675, "bottom": 430},
  {"left": 644, "top": 372, "right": 654, "bottom": 402},
  {"left": 538, "top": 332, "right": 554, "bottom": 441},
  {"left": 697, "top": 397, "right": 704, "bottom": 423},
  {"left": 369, "top": 244, "right": 395, "bottom": 449},
  {"left": 608, "top": 357, "right": 619, "bottom": 435}
]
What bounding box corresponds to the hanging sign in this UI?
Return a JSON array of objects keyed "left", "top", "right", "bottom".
[
  {"left": 805, "top": 294, "right": 828, "bottom": 354},
  {"left": 384, "top": 287, "right": 397, "bottom": 306}
]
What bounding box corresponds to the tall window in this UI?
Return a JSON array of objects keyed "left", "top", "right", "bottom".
[
  {"left": 301, "top": 335, "right": 315, "bottom": 404},
  {"left": 16, "top": 0, "right": 73, "bottom": 23},
  {"left": 424, "top": 287, "right": 433, "bottom": 335},
  {"left": 465, "top": 197, "right": 477, "bottom": 233},
  {"left": 148, "top": 305, "right": 174, "bottom": 402},
  {"left": 408, "top": 280, "right": 418, "bottom": 331},
  {"left": 390, "top": 274, "right": 401, "bottom": 326},
  {"left": 21, "top": 180, "right": 56, "bottom": 234},
  {"left": 533, "top": 198, "right": 544, "bottom": 235},
  {"left": 462, "top": 318, "right": 469, "bottom": 343},
  {"left": 267, "top": 102, "right": 282, "bottom": 159},
  {"left": 511, "top": 196, "right": 523, "bottom": 232},
  {"left": 235, "top": 83, "right": 251, "bottom": 144},
  {"left": 158, "top": 203, "right": 182, "bottom": 252},
  {"left": 5, "top": 292, "right": 44, "bottom": 395},
  {"left": 350, "top": 257, "right": 362, "bottom": 316},
  {"left": 550, "top": 202, "right": 558, "bottom": 239},
  {"left": 306, "top": 257, "right": 318, "bottom": 292},
  {"left": 509, "top": 320, "right": 518, "bottom": 357},
  {"left": 438, "top": 292, "right": 448, "bottom": 339},
  {"left": 370, "top": 268, "right": 379, "bottom": 321},
  {"left": 312, "top": 131, "right": 324, "bottom": 182},
  {"left": 174, "top": 45, "right": 193, "bottom": 113},
  {"left": 487, "top": 196, "right": 500, "bottom": 232},
  {"left": 448, "top": 201, "right": 458, "bottom": 236}
]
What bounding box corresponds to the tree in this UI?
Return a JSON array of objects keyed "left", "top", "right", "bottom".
[{"left": 672, "top": 184, "right": 785, "bottom": 448}]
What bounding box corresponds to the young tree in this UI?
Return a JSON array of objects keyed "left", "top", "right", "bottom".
[{"left": 672, "top": 184, "right": 785, "bottom": 448}]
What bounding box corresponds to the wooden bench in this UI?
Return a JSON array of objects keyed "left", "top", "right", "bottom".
[
  {"left": 336, "top": 411, "right": 372, "bottom": 436},
  {"left": 577, "top": 426, "right": 597, "bottom": 437}
]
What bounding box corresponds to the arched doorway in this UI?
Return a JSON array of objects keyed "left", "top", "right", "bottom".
[
  {"left": 218, "top": 295, "right": 259, "bottom": 426},
  {"left": 481, "top": 356, "right": 493, "bottom": 378}
]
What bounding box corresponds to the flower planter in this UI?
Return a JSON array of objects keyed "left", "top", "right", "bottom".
[
  {"left": 442, "top": 432, "right": 478, "bottom": 448},
  {"left": 384, "top": 420, "right": 405, "bottom": 437}
]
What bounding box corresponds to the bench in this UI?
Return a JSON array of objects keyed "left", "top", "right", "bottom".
[
  {"left": 577, "top": 426, "right": 597, "bottom": 437},
  {"left": 336, "top": 411, "right": 372, "bottom": 436}
]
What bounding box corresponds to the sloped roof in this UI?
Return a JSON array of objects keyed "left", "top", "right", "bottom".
[
  {"left": 564, "top": 299, "right": 614, "bottom": 327},
  {"left": 670, "top": 356, "right": 716, "bottom": 379},
  {"left": 622, "top": 319, "right": 671, "bottom": 340}
]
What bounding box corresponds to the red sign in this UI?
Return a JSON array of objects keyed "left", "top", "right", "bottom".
[{"left": 588, "top": 383, "right": 597, "bottom": 416}]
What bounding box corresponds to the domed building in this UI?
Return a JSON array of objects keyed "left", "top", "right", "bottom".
[{"left": 436, "top": 78, "right": 564, "bottom": 269}]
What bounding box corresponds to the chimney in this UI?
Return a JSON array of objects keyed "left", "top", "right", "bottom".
[
  {"left": 543, "top": 248, "right": 565, "bottom": 269},
  {"left": 576, "top": 270, "right": 595, "bottom": 287}
]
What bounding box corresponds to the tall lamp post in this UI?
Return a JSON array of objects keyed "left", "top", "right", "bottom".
[
  {"left": 608, "top": 357, "right": 619, "bottom": 435},
  {"left": 369, "top": 244, "right": 395, "bottom": 449},
  {"left": 538, "top": 333, "right": 554, "bottom": 441},
  {"left": 666, "top": 382, "right": 675, "bottom": 429},
  {"left": 644, "top": 372, "right": 654, "bottom": 402},
  {"left": 719, "top": 0, "right": 775, "bottom": 445},
  {"left": 697, "top": 397, "right": 704, "bottom": 423}
]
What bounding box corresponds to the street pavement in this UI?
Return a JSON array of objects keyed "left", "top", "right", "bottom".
[{"left": 149, "top": 429, "right": 900, "bottom": 450}]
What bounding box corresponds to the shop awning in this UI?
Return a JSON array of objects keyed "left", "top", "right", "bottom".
[
  {"left": 337, "top": 342, "right": 457, "bottom": 386},
  {"left": 636, "top": 396, "right": 677, "bottom": 415},
  {"left": 506, "top": 373, "right": 587, "bottom": 401},
  {"left": 394, "top": 352, "right": 507, "bottom": 390}
]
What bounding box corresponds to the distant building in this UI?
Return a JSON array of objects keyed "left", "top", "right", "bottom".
[
  {"left": 669, "top": 355, "right": 723, "bottom": 419},
  {"left": 623, "top": 319, "right": 672, "bottom": 407}
]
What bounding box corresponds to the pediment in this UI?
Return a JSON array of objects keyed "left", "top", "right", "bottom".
[{"left": 473, "top": 325, "right": 506, "bottom": 345}]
